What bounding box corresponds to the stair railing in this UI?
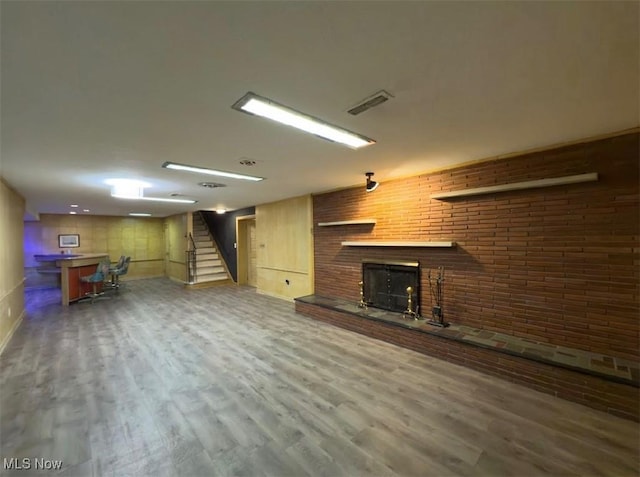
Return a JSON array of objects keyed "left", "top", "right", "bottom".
[{"left": 186, "top": 232, "right": 197, "bottom": 284}]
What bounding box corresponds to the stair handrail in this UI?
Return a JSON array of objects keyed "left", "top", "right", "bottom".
[{"left": 186, "top": 232, "right": 197, "bottom": 283}]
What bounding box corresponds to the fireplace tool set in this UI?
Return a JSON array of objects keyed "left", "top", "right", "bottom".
[
  {"left": 358, "top": 266, "right": 448, "bottom": 327},
  {"left": 358, "top": 281, "right": 367, "bottom": 309},
  {"left": 428, "top": 267, "right": 448, "bottom": 327}
]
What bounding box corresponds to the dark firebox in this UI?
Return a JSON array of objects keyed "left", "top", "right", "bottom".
[{"left": 362, "top": 259, "right": 419, "bottom": 313}]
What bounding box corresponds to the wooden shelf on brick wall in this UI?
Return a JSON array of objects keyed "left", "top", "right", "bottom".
[
  {"left": 430, "top": 172, "right": 598, "bottom": 199},
  {"left": 317, "top": 219, "right": 377, "bottom": 227},
  {"left": 341, "top": 240, "right": 455, "bottom": 247}
]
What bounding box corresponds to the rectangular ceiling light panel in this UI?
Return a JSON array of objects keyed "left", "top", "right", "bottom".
[
  {"left": 232, "top": 92, "right": 375, "bottom": 149},
  {"left": 162, "top": 162, "right": 264, "bottom": 182},
  {"left": 112, "top": 194, "right": 197, "bottom": 204}
]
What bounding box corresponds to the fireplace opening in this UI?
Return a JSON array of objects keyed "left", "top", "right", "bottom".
[{"left": 362, "top": 259, "right": 419, "bottom": 314}]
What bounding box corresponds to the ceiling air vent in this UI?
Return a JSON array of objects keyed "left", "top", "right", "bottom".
[
  {"left": 198, "top": 182, "right": 226, "bottom": 189},
  {"left": 347, "top": 90, "right": 393, "bottom": 116},
  {"left": 239, "top": 158, "right": 257, "bottom": 166}
]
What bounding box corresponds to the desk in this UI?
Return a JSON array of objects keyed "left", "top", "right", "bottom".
[{"left": 35, "top": 253, "right": 109, "bottom": 305}]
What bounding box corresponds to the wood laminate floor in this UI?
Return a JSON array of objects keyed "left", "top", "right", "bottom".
[{"left": 1, "top": 278, "right": 638, "bottom": 477}]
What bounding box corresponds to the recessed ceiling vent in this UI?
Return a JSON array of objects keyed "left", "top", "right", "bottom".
[
  {"left": 199, "top": 182, "right": 226, "bottom": 189},
  {"left": 239, "top": 158, "right": 257, "bottom": 166},
  {"left": 347, "top": 90, "right": 393, "bottom": 115}
]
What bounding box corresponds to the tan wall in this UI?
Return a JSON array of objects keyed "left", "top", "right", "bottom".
[
  {"left": 1, "top": 179, "right": 26, "bottom": 353},
  {"left": 164, "top": 212, "right": 189, "bottom": 282},
  {"left": 255, "top": 195, "right": 314, "bottom": 300},
  {"left": 24, "top": 214, "right": 165, "bottom": 287}
]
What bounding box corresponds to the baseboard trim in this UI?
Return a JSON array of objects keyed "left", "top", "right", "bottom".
[
  {"left": 256, "top": 288, "right": 296, "bottom": 303},
  {"left": 0, "top": 308, "right": 25, "bottom": 356},
  {"left": 185, "top": 279, "right": 234, "bottom": 289}
]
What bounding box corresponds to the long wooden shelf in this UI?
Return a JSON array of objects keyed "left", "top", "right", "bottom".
[
  {"left": 318, "top": 219, "right": 376, "bottom": 227},
  {"left": 341, "top": 241, "right": 455, "bottom": 247},
  {"left": 430, "top": 172, "right": 598, "bottom": 199}
]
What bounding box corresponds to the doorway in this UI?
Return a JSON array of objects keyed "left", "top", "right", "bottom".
[{"left": 236, "top": 216, "right": 257, "bottom": 287}]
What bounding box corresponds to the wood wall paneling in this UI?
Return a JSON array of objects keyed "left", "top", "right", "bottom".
[
  {"left": 256, "top": 195, "right": 314, "bottom": 300},
  {"left": 0, "top": 179, "right": 26, "bottom": 353}
]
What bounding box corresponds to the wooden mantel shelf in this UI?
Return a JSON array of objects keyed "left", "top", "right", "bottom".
[
  {"left": 430, "top": 172, "right": 598, "bottom": 199},
  {"left": 341, "top": 241, "right": 455, "bottom": 247},
  {"left": 318, "top": 219, "right": 377, "bottom": 227}
]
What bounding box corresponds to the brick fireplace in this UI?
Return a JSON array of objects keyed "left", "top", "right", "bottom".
[{"left": 297, "top": 130, "right": 640, "bottom": 420}]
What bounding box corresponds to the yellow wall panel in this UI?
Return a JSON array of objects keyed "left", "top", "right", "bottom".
[
  {"left": 0, "top": 179, "right": 26, "bottom": 353},
  {"left": 256, "top": 268, "right": 312, "bottom": 302},
  {"left": 164, "top": 213, "right": 189, "bottom": 282},
  {"left": 255, "top": 195, "right": 313, "bottom": 300}
]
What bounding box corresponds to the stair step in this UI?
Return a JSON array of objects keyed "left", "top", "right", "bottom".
[
  {"left": 192, "top": 215, "right": 229, "bottom": 284},
  {"left": 197, "top": 259, "right": 222, "bottom": 267},
  {"left": 196, "top": 244, "right": 218, "bottom": 256},
  {"left": 198, "top": 265, "right": 225, "bottom": 275},
  {"left": 196, "top": 247, "right": 217, "bottom": 254},
  {"left": 196, "top": 273, "right": 228, "bottom": 282}
]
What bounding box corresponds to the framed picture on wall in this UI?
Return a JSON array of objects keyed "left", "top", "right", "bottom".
[{"left": 58, "top": 234, "right": 80, "bottom": 248}]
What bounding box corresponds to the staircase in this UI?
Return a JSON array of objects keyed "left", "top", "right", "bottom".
[{"left": 190, "top": 213, "right": 231, "bottom": 286}]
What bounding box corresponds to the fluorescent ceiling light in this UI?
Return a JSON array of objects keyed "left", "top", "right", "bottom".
[
  {"left": 232, "top": 92, "right": 376, "bottom": 149},
  {"left": 111, "top": 184, "right": 143, "bottom": 198},
  {"left": 216, "top": 208, "right": 226, "bottom": 214},
  {"left": 105, "top": 178, "right": 151, "bottom": 188},
  {"left": 162, "top": 162, "right": 264, "bottom": 182},
  {"left": 105, "top": 178, "right": 150, "bottom": 199},
  {"left": 129, "top": 213, "right": 152, "bottom": 217},
  {"left": 105, "top": 177, "right": 195, "bottom": 203},
  {"left": 112, "top": 194, "right": 197, "bottom": 204}
]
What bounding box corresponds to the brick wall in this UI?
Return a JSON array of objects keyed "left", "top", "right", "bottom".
[{"left": 313, "top": 132, "right": 639, "bottom": 360}]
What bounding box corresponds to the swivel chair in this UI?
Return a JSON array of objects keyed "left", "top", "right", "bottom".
[
  {"left": 108, "top": 255, "right": 126, "bottom": 289},
  {"left": 80, "top": 259, "right": 111, "bottom": 303},
  {"left": 110, "top": 256, "right": 131, "bottom": 290}
]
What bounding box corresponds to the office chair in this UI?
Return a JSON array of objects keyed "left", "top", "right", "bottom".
[
  {"left": 80, "top": 258, "right": 111, "bottom": 303},
  {"left": 108, "top": 255, "right": 126, "bottom": 289},
  {"left": 109, "top": 256, "right": 131, "bottom": 290}
]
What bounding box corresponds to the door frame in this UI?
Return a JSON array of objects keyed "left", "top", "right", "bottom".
[{"left": 236, "top": 214, "right": 256, "bottom": 286}]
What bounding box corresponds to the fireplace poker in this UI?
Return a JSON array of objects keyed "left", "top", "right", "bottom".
[{"left": 428, "top": 267, "right": 448, "bottom": 327}]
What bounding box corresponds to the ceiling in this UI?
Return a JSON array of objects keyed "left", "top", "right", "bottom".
[{"left": 1, "top": 1, "right": 638, "bottom": 219}]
